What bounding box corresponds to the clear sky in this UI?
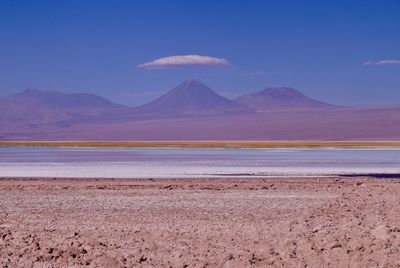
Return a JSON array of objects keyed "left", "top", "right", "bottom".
[{"left": 0, "top": 0, "right": 399, "bottom": 106}]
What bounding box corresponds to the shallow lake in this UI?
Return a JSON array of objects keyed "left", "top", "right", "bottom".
[{"left": 0, "top": 147, "right": 399, "bottom": 178}]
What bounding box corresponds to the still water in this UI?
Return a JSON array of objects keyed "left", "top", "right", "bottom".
[{"left": 0, "top": 147, "right": 399, "bottom": 178}]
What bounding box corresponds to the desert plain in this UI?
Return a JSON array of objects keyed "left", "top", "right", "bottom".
[{"left": 1, "top": 177, "right": 400, "bottom": 267}]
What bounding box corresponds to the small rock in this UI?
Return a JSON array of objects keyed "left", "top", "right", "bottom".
[{"left": 330, "top": 242, "right": 342, "bottom": 249}]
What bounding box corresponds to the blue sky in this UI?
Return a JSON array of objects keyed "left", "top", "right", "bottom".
[{"left": 0, "top": 0, "right": 399, "bottom": 106}]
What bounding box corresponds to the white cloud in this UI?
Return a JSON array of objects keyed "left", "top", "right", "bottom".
[
  {"left": 364, "top": 60, "right": 400, "bottom": 66},
  {"left": 137, "top": 55, "right": 229, "bottom": 69}
]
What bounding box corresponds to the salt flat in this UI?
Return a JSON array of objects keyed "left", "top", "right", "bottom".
[
  {"left": 1, "top": 177, "right": 400, "bottom": 267},
  {"left": 2, "top": 161, "right": 400, "bottom": 178}
]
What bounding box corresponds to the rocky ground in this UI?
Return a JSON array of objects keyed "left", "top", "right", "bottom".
[{"left": 1, "top": 177, "right": 400, "bottom": 267}]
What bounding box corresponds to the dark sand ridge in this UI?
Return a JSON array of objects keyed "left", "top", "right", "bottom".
[{"left": 1, "top": 177, "right": 400, "bottom": 267}]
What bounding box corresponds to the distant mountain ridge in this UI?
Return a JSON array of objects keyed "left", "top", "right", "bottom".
[
  {"left": 236, "top": 87, "right": 336, "bottom": 110},
  {"left": 0, "top": 81, "right": 337, "bottom": 122},
  {"left": 2, "top": 88, "right": 123, "bottom": 108},
  {"left": 1, "top": 80, "right": 400, "bottom": 140},
  {"left": 0, "top": 88, "right": 126, "bottom": 123}
]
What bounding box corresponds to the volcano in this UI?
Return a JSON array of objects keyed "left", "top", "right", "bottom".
[
  {"left": 133, "top": 79, "right": 249, "bottom": 117},
  {"left": 236, "top": 87, "right": 336, "bottom": 110}
]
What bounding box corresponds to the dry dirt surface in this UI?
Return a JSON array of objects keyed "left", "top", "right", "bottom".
[{"left": 1, "top": 177, "right": 400, "bottom": 267}]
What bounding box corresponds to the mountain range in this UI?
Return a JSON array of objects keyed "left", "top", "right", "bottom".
[
  {"left": 1, "top": 80, "right": 399, "bottom": 140},
  {"left": 0, "top": 88, "right": 126, "bottom": 124}
]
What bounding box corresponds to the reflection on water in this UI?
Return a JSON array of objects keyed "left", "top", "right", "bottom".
[{"left": 1, "top": 147, "right": 400, "bottom": 168}]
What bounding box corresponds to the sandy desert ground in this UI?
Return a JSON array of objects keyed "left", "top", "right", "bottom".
[{"left": 1, "top": 177, "right": 400, "bottom": 267}]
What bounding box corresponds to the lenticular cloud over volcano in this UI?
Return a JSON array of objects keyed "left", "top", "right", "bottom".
[{"left": 137, "top": 55, "right": 229, "bottom": 69}]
